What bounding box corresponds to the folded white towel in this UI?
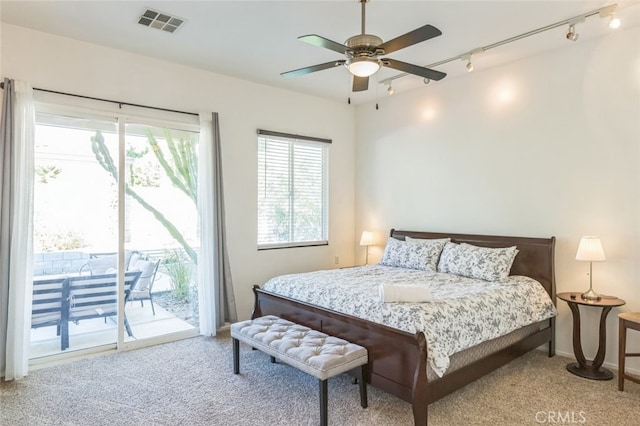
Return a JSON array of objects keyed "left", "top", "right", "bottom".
[{"left": 378, "top": 284, "right": 432, "bottom": 303}]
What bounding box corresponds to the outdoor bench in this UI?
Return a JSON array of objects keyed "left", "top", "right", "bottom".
[{"left": 31, "top": 271, "right": 141, "bottom": 350}]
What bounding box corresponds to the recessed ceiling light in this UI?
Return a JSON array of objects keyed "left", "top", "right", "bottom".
[{"left": 138, "top": 8, "right": 185, "bottom": 34}]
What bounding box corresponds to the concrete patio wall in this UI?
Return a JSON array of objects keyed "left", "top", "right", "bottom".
[{"left": 33, "top": 251, "right": 91, "bottom": 276}]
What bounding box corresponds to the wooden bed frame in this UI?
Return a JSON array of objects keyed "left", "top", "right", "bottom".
[{"left": 252, "top": 229, "right": 556, "bottom": 425}]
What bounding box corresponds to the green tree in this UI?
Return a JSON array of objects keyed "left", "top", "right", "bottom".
[{"left": 90, "top": 129, "right": 198, "bottom": 264}]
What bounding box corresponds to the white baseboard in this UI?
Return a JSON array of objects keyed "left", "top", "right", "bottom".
[{"left": 540, "top": 347, "right": 640, "bottom": 376}]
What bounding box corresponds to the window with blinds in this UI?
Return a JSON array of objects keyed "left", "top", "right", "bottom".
[{"left": 257, "top": 130, "right": 329, "bottom": 249}]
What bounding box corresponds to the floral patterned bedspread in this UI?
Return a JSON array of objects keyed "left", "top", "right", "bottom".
[{"left": 262, "top": 265, "right": 557, "bottom": 377}]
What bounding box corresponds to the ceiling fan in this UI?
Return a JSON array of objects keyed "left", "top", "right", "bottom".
[{"left": 281, "top": 0, "right": 447, "bottom": 92}]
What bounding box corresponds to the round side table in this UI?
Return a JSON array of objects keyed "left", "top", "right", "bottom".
[{"left": 557, "top": 292, "right": 625, "bottom": 380}]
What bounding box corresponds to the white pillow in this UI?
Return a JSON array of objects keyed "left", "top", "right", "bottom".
[
  {"left": 88, "top": 254, "right": 117, "bottom": 274},
  {"left": 437, "top": 242, "right": 518, "bottom": 282},
  {"left": 132, "top": 259, "right": 157, "bottom": 291},
  {"left": 379, "top": 237, "right": 448, "bottom": 272}
]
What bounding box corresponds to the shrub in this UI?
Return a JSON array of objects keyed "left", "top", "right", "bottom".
[{"left": 163, "top": 250, "right": 193, "bottom": 302}]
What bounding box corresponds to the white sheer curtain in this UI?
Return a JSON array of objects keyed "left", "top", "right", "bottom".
[
  {"left": 197, "top": 112, "right": 237, "bottom": 336},
  {"left": 0, "top": 79, "right": 35, "bottom": 380}
]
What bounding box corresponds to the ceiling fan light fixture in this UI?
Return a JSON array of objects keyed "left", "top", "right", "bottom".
[
  {"left": 387, "top": 84, "right": 394, "bottom": 95},
  {"left": 348, "top": 57, "right": 380, "bottom": 77}
]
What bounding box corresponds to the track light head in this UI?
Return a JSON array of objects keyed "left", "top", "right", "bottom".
[
  {"left": 461, "top": 54, "right": 474, "bottom": 72},
  {"left": 423, "top": 78, "right": 431, "bottom": 85},
  {"left": 566, "top": 24, "right": 579, "bottom": 41},
  {"left": 608, "top": 16, "right": 621, "bottom": 29},
  {"left": 599, "top": 4, "right": 621, "bottom": 29}
]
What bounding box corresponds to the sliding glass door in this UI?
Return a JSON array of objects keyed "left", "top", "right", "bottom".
[
  {"left": 31, "top": 112, "right": 120, "bottom": 357},
  {"left": 122, "top": 122, "right": 200, "bottom": 343},
  {"left": 30, "top": 106, "right": 200, "bottom": 359}
]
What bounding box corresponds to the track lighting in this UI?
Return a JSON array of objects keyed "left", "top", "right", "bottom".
[
  {"left": 423, "top": 78, "right": 430, "bottom": 85},
  {"left": 566, "top": 24, "right": 579, "bottom": 41},
  {"left": 386, "top": 84, "right": 394, "bottom": 95},
  {"left": 566, "top": 16, "right": 585, "bottom": 42},
  {"left": 462, "top": 54, "right": 474, "bottom": 72},
  {"left": 608, "top": 16, "right": 621, "bottom": 29},
  {"left": 380, "top": 3, "right": 623, "bottom": 87},
  {"left": 599, "top": 4, "right": 621, "bottom": 29}
]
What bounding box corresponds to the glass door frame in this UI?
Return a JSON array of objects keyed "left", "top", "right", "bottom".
[{"left": 30, "top": 99, "right": 200, "bottom": 366}]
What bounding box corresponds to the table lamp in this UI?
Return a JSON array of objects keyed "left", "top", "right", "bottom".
[
  {"left": 575, "top": 236, "right": 606, "bottom": 301},
  {"left": 360, "top": 231, "right": 375, "bottom": 265}
]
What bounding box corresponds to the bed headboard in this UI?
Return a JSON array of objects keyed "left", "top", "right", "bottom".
[{"left": 390, "top": 229, "right": 556, "bottom": 302}]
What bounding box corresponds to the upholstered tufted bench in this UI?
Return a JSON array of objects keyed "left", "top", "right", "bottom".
[{"left": 231, "top": 315, "right": 368, "bottom": 426}]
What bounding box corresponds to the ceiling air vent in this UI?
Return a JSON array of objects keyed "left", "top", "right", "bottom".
[{"left": 138, "top": 8, "right": 184, "bottom": 33}]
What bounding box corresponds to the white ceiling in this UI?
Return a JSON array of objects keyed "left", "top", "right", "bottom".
[{"left": 1, "top": 1, "right": 639, "bottom": 104}]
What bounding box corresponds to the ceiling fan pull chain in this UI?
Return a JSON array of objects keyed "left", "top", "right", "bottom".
[{"left": 375, "top": 72, "right": 380, "bottom": 110}]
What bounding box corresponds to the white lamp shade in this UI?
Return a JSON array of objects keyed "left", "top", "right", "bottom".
[
  {"left": 360, "top": 231, "right": 375, "bottom": 246},
  {"left": 348, "top": 58, "right": 380, "bottom": 77},
  {"left": 575, "top": 236, "right": 606, "bottom": 261}
]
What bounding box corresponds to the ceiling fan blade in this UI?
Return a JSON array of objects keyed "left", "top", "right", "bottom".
[
  {"left": 352, "top": 76, "right": 369, "bottom": 92},
  {"left": 382, "top": 58, "right": 446, "bottom": 81},
  {"left": 281, "top": 60, "right": 346, "bottom": 78},
  {"left": 377, "top": 25, "right": 442, "bottom": 55},
  {"left": 298, "top": 34, "right": 350, "bottom": 55}
]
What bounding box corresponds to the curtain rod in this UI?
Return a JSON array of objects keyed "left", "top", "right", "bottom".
[{"left": 0, "top": 81, "right": 199, "bottom": 117}]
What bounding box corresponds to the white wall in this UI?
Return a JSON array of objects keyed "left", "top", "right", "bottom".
[
  {"left": 355, "top": 28, "right": 640, "bottom": 371},
  {"left": 0, "top": 23, "right": 356, "bottom": 321},
  {"left": 2, "top": 20, "right": 639, "bottom": 373}
]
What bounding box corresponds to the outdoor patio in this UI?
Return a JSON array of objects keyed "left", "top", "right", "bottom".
[{"left": 29, "top": 272, "right": 198, "bottom": 359}]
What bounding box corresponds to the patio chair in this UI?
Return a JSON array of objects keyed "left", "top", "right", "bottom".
[
  {"left": 32, "top": 276, "right": 69, "bottom": 351},
  {"left": 128, "top": 259, "right": 160, "bottom": 315},
  {"left": 62, "top": 270, "right": 141, "bottom": 350}
]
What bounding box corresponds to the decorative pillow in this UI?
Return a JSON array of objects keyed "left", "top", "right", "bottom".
[
  {"left": 437, "top": 242, "right": 518, "bottom": 282},
  {"left": 131, "top": 259, "right": 158, "bottom": 291},
  {"left": 405, "top": 237, "right": 451, "bottom": 245},
  {"left": 88, "top": 254, "right": 118, "bottom": 275},
  {"left": 128, "top": 251, "right": 142, "bottom": 269},
  {"left": 379, "top": 237, "right": 448, "bottom": 272}
]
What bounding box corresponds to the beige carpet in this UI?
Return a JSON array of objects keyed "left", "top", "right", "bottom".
[{"left": 1, "top": 332, "right": 638, "bottom": 425}]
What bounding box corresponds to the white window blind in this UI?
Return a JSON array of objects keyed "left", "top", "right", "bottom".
[{"left": 257, "top": 130, "right": 329, "bottom": 249}]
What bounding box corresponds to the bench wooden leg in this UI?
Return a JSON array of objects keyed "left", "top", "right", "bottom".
[
  {"left": 355, "top": 366, "right": 368, "bottom": 408},
  {"left": 270, "top": 356, "right": 276, "bottom": 363},
  {"left": 233, "top": 338, "right": 240, "bottom": 374},
  {"left": 319, "top": 379, "right": 328, "bottom": 426}
]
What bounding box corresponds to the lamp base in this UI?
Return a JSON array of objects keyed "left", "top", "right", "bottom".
[{"left": 581, "top": 288, "right": 601, "bottom": 301}]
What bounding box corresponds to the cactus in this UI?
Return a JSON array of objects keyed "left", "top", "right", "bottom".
[{"left": 90, "top": 130, "right": 198, "bottom": 264}]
